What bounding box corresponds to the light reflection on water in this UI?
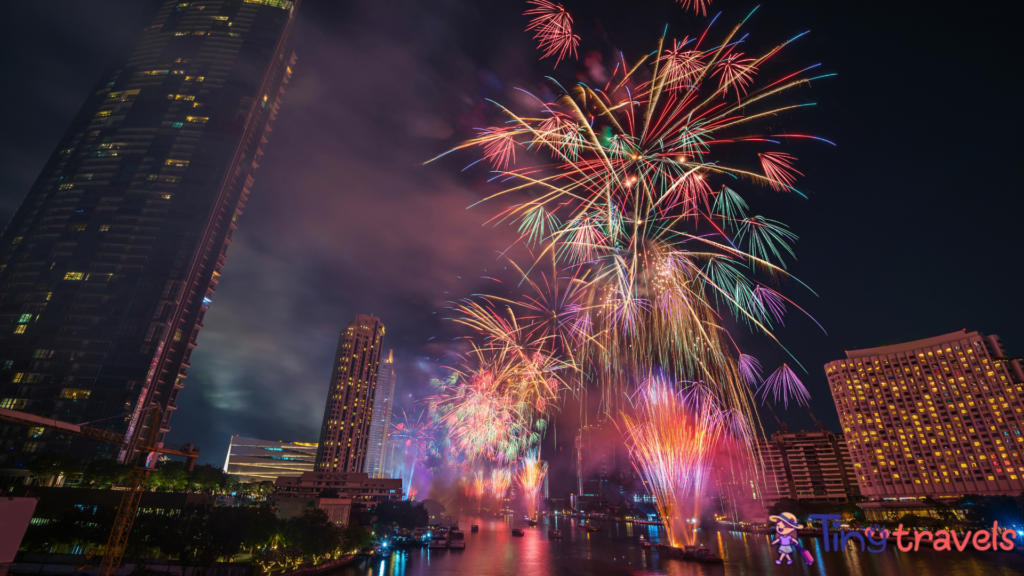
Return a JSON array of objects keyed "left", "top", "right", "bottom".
[{"left": 327, "top": 516, "right": 1024, "bottom": 576}]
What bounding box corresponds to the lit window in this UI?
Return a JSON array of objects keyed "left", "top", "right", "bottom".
[
  {"left": 165, "top": 159, "right": 189, "bottom": 167},
  {"left": 60, "top": 389, "right": 91, "bottom": 401},
  {"left": 18, "top": 314, "right": 31, "bottom": 323},
  {"left": 11, "top": 237, "right": 22, "bottom": 245},
  {"left": 0, "top": 398, "right": 27, "bottom": 410},
  {"left": 64, "top": 272, "right": 86, "bottom": 281},
  {"left": 69, "top": 224, "right": 87, "bottom": 232},
  {"left": 186, "top": 116, "right": 208, "bottom": 124},
  {"left": 28, "top": 427, "right": 45, "bottom": 438},
  {"left": 13, "top": 325, "right": 26, "bottom": 334},
  {"left": 99, "top": 225, "right": 110, "bottom": 232},
  {"left": 96, "top": 110, "right": 112, "bottom": 118},
  {"left": 59, "top": 183, "right": 74, "bottom": 190}
]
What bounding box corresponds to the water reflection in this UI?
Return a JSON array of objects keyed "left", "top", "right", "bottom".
[{"left": 328, "top": 516, "right": 1024, "bottom": 576}]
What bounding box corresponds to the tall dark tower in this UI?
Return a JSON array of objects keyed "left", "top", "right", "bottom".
[
  {"left": 0, "top": 0, "right": 300, "bottom": 467},
  {"left": 315, "top": 315, "right": 385, "bottom": 473}
]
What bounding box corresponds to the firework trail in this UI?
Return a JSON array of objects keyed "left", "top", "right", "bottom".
[
  {"left": 622, "top": 378, "right": 729, "bottom": 547},
  {"left": 517, "top": 450, "right": 548, "bottom": 519},
  {"left": 491, "top": 467, "right": 512, "bottom": 504},
  {"left": 471, "top": 469, "right": 486, "bottom": 500},
  {"left": 524, "top": 0, "right": 580, "bottom": 67},
  {"left": 677, "top": 0, "right": 713, "bottom": 16},
  {"left": 391, "top": 410, "right": 434, "bottom": 500},
  {"left": 757, "top": 363, "right": 811, "bottom": 409},
  {"left": 431, "top": 7, "right": 830, "bottom": 424}
]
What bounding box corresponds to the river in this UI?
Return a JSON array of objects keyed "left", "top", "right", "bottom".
[{"left": 330, "top": 515, "right": 1024, "bottom": 576}]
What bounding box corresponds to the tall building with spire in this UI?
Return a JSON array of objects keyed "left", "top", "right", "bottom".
[
  {"left": 0, "top": 0, "right": 300, "bottom": 466},
  {"left": 365, "top": 349, "right": 396, "bottom": 478},
  {"left": 314, "top": 314, "right": 385, "bottom": 473}
]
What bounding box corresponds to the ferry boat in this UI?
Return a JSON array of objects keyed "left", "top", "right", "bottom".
[
  {"left": 584, "top": 524, "right": 602, "bottom": 532},
  {"left": 548, "top": 529, "right": 563, "bottom": 539},
  {"left": 511, "top": 528, "right": 525, "bottom": 537},
  {"left": 525, "top": 518, "right": 538, "bottom": 527},
  {"left": 639, "top": 536, "right": 651, "bottom": 549},
  {"left": 428, "top": 534, "right": 449, "bottom": 550},
  {"left": 449, "top": 529, "right": 466, "bottom": 550}
]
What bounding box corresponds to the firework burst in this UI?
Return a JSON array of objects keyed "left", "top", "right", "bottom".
[
  {"left": 517, "top": 449, "right": 548, "bottom": 519},
  {"left": 524, "top": 0, "right": 580, "bottom": 67}
]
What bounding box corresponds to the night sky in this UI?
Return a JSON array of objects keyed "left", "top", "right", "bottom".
[{"left": 1, "top": 0, "right": 1022, "bottom": 473}]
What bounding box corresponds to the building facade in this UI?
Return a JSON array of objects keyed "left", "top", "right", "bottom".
[
  {"left": 364, "top": 350, "right": 395, "bottom": 478},
  {"left": 825, "top": 330, "right": 1024, "bottom": 498},
  {"left": 757, "top": 430, "right": 859, "bottom": 506},
  {"left": 274, "top": 471, "right": 402, "bottom": 504},
  {"left": 0, "top": 0, "right": 300, "bottom": 466},
  {"left": 314, "top": 314, "right": 385, "bottom": 473},
  {"left": 222, "top": 435, "right": 316, "bottom": 482}
]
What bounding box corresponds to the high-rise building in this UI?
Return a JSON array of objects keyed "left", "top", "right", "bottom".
[
  {"left": 757, "top": 429, "right": 860, "bottom": 506},
  {"left": 365, "top": 349, "right": 395, "bottom": 478},
  {"left": 222, "top": 436, "right": 317, "bottom": 482},
  {"left": 314, "top": 314, "right": 385, "bottom": 473},
  {"left": 825, "top": 330, "right": 1024, "bottom": 498},
  {"left": 382, "top": 427, "right": 409, "bottom": 479},
  {"left": 0, "top": 0, "right": 300, "bottom": 466}
]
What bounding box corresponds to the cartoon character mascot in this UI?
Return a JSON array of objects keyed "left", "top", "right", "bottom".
[{"left": 769, "top": 512, "right": 813, "bottom": 566}]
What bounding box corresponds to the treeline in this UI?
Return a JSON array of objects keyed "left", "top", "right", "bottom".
[
  {"left": 26, "top": 452, "right": 274, "bottom": 496},
  {"left": 21, "top": 505, "right": 371, "bottom": 570}
]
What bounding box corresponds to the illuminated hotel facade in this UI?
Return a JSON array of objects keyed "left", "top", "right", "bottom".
[
  {"left": 364, "top": 350, "right": 395, "bottom": 478},
  {"left": 0, "top": 0, "right": 300, "bottom": 466},
  {"left": 222, "top": 436, "right": 316, "bottom": 482},
  {"left": 826, "top": 330, "right": 1024, "bottom": 498},
  {"left": 314, "top": 314, "right": 385, "bottom": 473}
]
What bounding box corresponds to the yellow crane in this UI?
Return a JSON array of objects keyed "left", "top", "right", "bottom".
[{"left": 0, "top": 406, "right": 199, "bottom": 575}]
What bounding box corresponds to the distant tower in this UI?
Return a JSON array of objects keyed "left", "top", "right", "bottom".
[
  {"left": 365, "top": 349, "right": 396, "bottom": 478},
  {"left": 314, "top": 314, "right": 385, "bottom": 473}
]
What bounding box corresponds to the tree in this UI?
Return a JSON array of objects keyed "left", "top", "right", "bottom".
[
  {"left": 373, "top": 501, "right": 428, "bottom": 530},
  {"left": 81, "top": 459, "right": 132, "bottom": 489},
  {"left": 27, "top": 452, "right": 80, "bottom": 486},
  {"left": 281, "top": 508, "right": 343, "bottom": 563},
  {"left": 190, "top": 464, "right": 227, "bottom": 493},
  {"left": 342, "top": 525, "right": 372, "bottom": 552},
  {"left": 149, "top": 461, "right": 188, "bottom": 492}
]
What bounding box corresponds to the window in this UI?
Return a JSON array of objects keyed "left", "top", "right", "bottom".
[
  {"left": 0, "top": 398, "right": 27, "bottom": 410},
  {"left": 12, "top": 237, "right": 22, "bottom": 245},
  {"left": 60, "top": 389, "right": 91, "bottom": 401},
  {"left": 64, "top": 272, "right": 85, "bottom": 281},
  {"left": 99, "top": 225, "right": 110, "bottom": 232},
  {"left": 69, "top": 224, "right": 87, "bottom": 232},
  {"left": 28, "top": 427, "right": 44, "bottom": 438},
  {"left": 165, "top": 159, "right": 189, "bottom": 168},
  {"left": 18, "top": 314, "right": 32, "bottom": 323},
  {"left": 32, "top": 349, "right": 52, "bottom": 359},
  {"left": 23, "top": 441, "right": 41, "bottom": 453},
  {"left": 186, "top": 116, "right": 208, "bottom": 124},
  {"left": 59, "top": 183, "right": 74, "bottom": 190},
  {"left": 13, "top": 325, "right": 26, "bottom": 334}
]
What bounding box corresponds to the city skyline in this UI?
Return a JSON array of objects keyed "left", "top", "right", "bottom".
[{"left": 0, "top": 0, "right": 1021, "bottom": 471}]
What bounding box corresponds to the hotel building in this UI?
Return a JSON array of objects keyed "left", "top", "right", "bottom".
[
  {"left": 365, "top": 350, "right": 396, "bottom": 478},
  {"left": 757, "top": 429, "right": 860, "bottom": 506},
  {"left": 314, "top": 314, "right": 385, "bottom": 473},
  {"left": 274, "top": 471, "right": 402, "bottom": 504},
  {"left": 825, "top": 330, "right": 1024, "bottom": 498},
  {"left": 0, "top": 0, "right": 300, "bottom": 465},
  {"left": 222, "top": 435, "right": 316, "bottom": 482}
]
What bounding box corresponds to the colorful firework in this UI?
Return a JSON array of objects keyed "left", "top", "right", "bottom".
[
  {"left": 524, "top": 0, "right": 580, "bottom": 67},
  {"left": 431, "top": 7, "right": 830, "bottom": 423},
  {"left": 517, "top": 449, "right": 548, "bottom": 519},
  {"left": 757, "top": 363, "right": 811, "bottom": 409},
  {"left": 491, "top": 467, "right": 512, "bottom": 503},
  {"left": 622, "top": 378, "right": 730, "bottom": 547}
]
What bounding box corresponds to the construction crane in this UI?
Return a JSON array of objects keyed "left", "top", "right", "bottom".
[{"left": 0, "top": 406, "right": 199, "bottom": 575}]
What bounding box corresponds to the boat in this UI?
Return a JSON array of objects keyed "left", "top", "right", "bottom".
[
  {"left": 428, "top": 534, "right": 449, "bottom": 550},
  {"left": 449, "top": 529, "right": 466, "bottom": 550},
  {"left": 471, "top": 524, "right": 479, "bottom": 533},
  {"left": 548, "top": 529, "right": 563, "bottom": 539},
  {"left": 656, "top": 544, "right": 724, "bottom": 563},
  {"left": 371, "top": 544, "right": 392, "bottom": 558},
  {"left": 584, "top": 524, "right": 602, "bottom": 532},
  {"left": 639, "top": 536, "right": 651, "bottom": 549},
  {"left": 512, "top": 528, "right": 525, "bottom": 537},
  {"left": 526, "top": 518, "right": 538, "bottom": 527}
]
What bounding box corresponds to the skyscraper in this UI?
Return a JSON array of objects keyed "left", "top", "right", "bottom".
[
  {"left": 825, "top": 330, "right": 1024, "bottom": 498},
  {"left": 222, "top": 436, "right": 317, "bottom": 483},
  {"left": 314, "top": 314, "right": 385, "bottom": 473},
  {"left": 365, "top": 349, "right": 395, "bottom": 478},
  {"left": 756, "top": 429, "right": 860, "bottom": 506},
  {"left": 0, "top": 0, "right": 300, "bottom": 466}
]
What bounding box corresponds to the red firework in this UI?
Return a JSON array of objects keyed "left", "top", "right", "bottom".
[{"left": 524, "top": 0, "right": 580, "bottom": 67}]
